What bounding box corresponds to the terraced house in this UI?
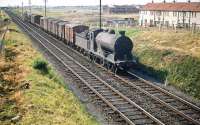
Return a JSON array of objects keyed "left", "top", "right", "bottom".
[{"left": 139, "top": 1, "right": 200, "bottom": 28}]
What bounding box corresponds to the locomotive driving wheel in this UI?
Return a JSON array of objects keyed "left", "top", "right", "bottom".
[{"left": 111, "top": 64, "right": 118, "bottom": 74}]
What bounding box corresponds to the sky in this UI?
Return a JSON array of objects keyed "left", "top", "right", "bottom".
[{"left": 0, "top": 0, "right": 200, "bottom": 7}]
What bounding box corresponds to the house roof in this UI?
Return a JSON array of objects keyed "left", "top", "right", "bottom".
[{"left": 142, "top": 2, "right": 200, "bottom": 12}]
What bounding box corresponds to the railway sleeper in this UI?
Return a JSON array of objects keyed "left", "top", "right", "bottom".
[
  {"left": 109, "top": 98, "right": 130, "bottom": 105},
  {"left": 132, "top": 118, "right": 155, "bottom": 125},
  {"left": 109, "top": 98, "right": 125, "bottom": 102},
  {"left": 102, "top": 94, "right": 120, "bottom": 99},
  {"left": 143, "top": 88, "right": 157, "bottom": 92},
  {"left": 158, "top": 95, "right": 174, "bottom": 100},
  {"left": 163, "top": 98, "right": 175, "bottom": 103},
  {"left": 95, "top": 88, "right": 111, "bottom": 92},
  {"left": 146, "top": 90, "right": 161, "bottom": 95},
  {"left": 113, "top": 103, "right": 133, "bottom": 109},
  {"left": 128, "top": 115, "right": 149, "bottom": 121},
  {"left": 139, "top": 86, "right": 152, "bottom": 89},
  {"left": 177, "top": 105, "right": 191, "bottom": 111},
  {"left": 81, "top": 86, "right": 90, "bottom": 90},
  {"left": 184, "top": 110, "right": 198, "bottom": 115},
  {"left": 81, "top": 88, "right": 92, "bottom": 93},
  {"left": 98, "top": 90, "right": 114, "bottom": 94},
  {"left": 90, "top": 85, "right": 107, "bottom": 89},
  {"left": 118, "top": 107, "right": 139, "bottom": 112},
  {"left": 94, "top": 100, "right": 104, "bottom": 104},
  {"left": 87, "top": 91, "right": 95, "bottom": 94},
  {"left": 187, "top": 114, "right": 200, "bottom": 121}
]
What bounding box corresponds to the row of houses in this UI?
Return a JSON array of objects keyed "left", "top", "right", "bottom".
[
  {"left": 103, "top": 5, "right": 139, "bottom": 14},
  {"left": 139, "top": 2, "right": 200, "bottom": 28}
]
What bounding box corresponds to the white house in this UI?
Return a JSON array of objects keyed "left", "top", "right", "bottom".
[{"left": 139, "top": 2, "right": 200, "bottom": 28}]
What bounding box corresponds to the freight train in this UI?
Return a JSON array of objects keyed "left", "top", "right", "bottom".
[{"left": 23, "top": 12, "right": 136, "bottom": 71}]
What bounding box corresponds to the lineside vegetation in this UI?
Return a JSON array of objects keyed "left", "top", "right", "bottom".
[{"left": 0, "top": 21, "right": 99, "bottom": 125}]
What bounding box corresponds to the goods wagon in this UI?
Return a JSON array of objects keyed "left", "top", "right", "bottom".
[
  {"left": 65, "top": 24, "right": 89, "bottom": 45},
  {"left": 47, "top": 18, "right": 56, "bottom": 33},
  {"left": 31, "top": 14, "right": 42, "bottom": 26},
  {"left": 40, "top": 17, "right": 49, "bottom": 30},
  {"left": 57, "top": 21, "right": 69, "bottom": 40},
  {"left": 53, "top": 20, "right": 64, "bottom": 37}
]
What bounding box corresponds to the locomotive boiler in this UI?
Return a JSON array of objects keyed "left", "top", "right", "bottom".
[{"left": 94, "top": 30, "right": 135, "bottom": 70}]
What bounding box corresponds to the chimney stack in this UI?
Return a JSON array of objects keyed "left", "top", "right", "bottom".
[
  {"left": 173, "top": 0, "right": 176, "bottom": 3},
  {"left": 188, "top": 0, "right": 191, "bottom": 3},
  {"left": 163, "top": 0, "right": 166, "bottom": 3},
  {"left": 152, "top": 0, "right": 154, "bottom": 3}
]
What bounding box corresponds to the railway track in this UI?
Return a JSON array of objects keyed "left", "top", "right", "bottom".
[
  {"left": 22, "top": 16, "right": 200, "bottom": 124},
  {"left": 9, "top": 12, "right": 165, "bottom": 125},
  {"left": 8, "top": 11, "right": 200, "bottom": 125}
]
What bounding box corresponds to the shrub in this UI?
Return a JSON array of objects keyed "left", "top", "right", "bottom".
[
  {"left": 167, "top": 56, "right": 200, "bottom": 99},
  {"left": 33, "top": 58, "right": 49, "bottom": 74}
]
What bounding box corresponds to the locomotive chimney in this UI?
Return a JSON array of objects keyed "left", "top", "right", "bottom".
[
  {"left": 119, "top": 31, "right": 126, "bottom": 36},
  {"left": 109, "top": 29, "right": 115, "bottom": 34}
]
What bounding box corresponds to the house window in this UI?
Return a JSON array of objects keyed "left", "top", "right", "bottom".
[
  {"left": 150, "top": 11, "right": 154, "bottom": 15},
  {"left": 194, "top": 12, "right": 197, "bottom": 18},
  {"left": 191, "top": 12, "right": 197, "bottom": 18},
  {"left": 156, "top": 11, "right": 161, "bottom": 16},
  {"left": 173, "top": 12, "right": 177, "bottom": 17},
  {"left": 165, "top": 12, "right": 169, "bottom": 16}
]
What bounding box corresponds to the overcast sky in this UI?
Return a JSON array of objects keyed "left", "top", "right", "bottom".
[{"left": 0, "top": 0, "right": 200, "bottom": 6}]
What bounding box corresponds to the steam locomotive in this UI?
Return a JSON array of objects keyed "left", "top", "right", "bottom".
[{"left": 23, "top": 12, "right": 136, "bottom": 71}]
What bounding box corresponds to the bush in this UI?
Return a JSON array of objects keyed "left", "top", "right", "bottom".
[
  {"left": 33, "top": 58, "right": 49, "bottom": 74},
  {"left": 167, "top": 56, "right": 200, "bottom": 99}
]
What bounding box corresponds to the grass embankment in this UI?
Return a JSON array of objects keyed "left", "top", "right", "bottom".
[
  {"left": 131, "top": 29, "right": 200, "bottom": 100},
  {"left": 0, "top": 22, "right": 99, "bottom": 124}
]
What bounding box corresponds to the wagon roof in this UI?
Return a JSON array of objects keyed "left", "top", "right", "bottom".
[
  {"left": 40, "top": 17, "right": 50, "bottom": 19},
  {"left": 47, "top": 18, "right": 57, "bottom": 21},
  {"left": 58, "top": 21, "right": 69, "bottom": 25},
  {"left": 32, "top": 14, "right": 43, "bottom": 17},
  {"left": 65, "top": 24, "right": 88, "bottom": 28},
  {"left": 52, "top": 20, "right": 63, "bottom": 23}
]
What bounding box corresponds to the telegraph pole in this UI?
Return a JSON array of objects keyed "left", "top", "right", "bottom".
[
  {"left": 99, "top": 0, "right": 102, "bottom": 29},
  {"left": 44, "top": 0, "right": 47, "bottom": 16},
  {"left": 29, "top": 0, "right": 31, "bottom": 14},
  {"left": 22, "top": 1, "right": 24, "bottom": 16}
]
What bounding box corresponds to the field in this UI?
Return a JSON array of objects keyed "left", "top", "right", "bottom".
[
  {"left": 0, "top": 14, "right": 99, "bottom": 125},
  {"left": 22, "top": 7, "right": 139, "bottom": 26}
]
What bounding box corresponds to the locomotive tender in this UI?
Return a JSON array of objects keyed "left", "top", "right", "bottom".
[{"left": 22, "top": 13, "right": 136, "bottom": 71}]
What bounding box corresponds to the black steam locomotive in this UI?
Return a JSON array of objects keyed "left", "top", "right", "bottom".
[{"left": 22, "top": 13, "right": 136, "bottom": 71}]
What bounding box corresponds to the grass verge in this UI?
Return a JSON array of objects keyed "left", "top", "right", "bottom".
[
  {"left": 0, "top": 21, "right": 99, "bottom": 125},
  {"left": 135, "top": 46, "right": 200, "bottom": 100}
]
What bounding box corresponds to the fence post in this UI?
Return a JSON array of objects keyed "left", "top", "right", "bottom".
[
  {"left": 192, "top": 23, "right": 196, "bottom": 34},
  {"left": 0, "top": 26, "right": 8, "bottom": 55}
]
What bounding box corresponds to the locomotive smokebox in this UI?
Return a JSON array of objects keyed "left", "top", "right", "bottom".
[{"left": 96, "top": 30, "right": 133, "bottom": 61}]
